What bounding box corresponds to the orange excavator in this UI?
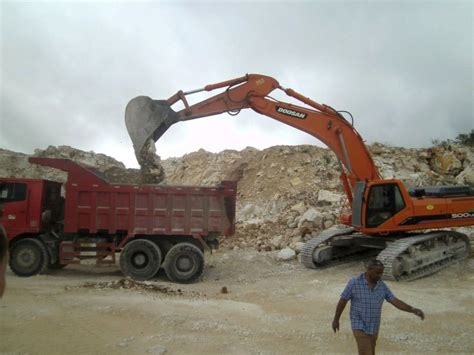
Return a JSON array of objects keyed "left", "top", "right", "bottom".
[{"left": 125, "top": 74, "right": 474, "bottom": 281}]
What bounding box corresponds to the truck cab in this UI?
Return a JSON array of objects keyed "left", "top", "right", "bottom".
[{"left": 0, "top": 179, "right": 63, "bottom": 240}]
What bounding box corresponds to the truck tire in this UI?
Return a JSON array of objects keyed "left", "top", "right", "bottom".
[
  {"left": 9, "top": 238, "right": 50, "bottom": 277},
  {"left": 120, "top": 239, "right": 162, "bottom": 281},
  {"left": 163, "top": 243, "right": 204, "bottom": 283}
]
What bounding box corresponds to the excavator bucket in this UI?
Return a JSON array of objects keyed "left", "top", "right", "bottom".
[{"left": 125, "top": 96, "right": 179, "bottom": 158}]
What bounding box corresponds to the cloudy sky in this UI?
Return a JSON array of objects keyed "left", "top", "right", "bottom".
[{"left": 1, "top": 1, "right": 472, "bottom": 168}]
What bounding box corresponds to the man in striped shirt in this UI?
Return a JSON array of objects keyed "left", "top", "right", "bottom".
[{"left": 332, "top": 260, "right": 424, "bottom": 355}]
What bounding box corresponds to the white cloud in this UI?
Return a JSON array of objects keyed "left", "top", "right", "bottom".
[{"left": 1, "top": 1, "right": 472, "bottom": 168}]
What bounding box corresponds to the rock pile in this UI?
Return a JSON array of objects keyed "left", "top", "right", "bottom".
[
  {"left": 136, "top": 138, "right": 166, "bottom": 184},
  {"left": 66, "top": 278, "right": 200, "bottom": 296},
  {"left": 1, "top": 142, "right": 473, "bottom": 253}
]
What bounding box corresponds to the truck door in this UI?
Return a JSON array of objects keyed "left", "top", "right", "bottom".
[{"left": 0, "top": 182, "right": 28, "bottom": 235}]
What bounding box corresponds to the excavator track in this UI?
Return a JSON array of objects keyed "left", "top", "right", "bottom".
[
  {"left": 377, "top": 231, "right": 470, "bottom": 282},
  {"left": 300, "top": 227, "right": 377, "bottom": 269}
]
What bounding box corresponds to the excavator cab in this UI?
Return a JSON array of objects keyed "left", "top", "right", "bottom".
[
  {"left": 125, "top": 96, "right": 179, "bottom": 158},
  {"left": 365, "top": 182, "right": 406, "bottom": 228},
  {"left": 351, "top": 180, "right": 407, "bottom": 230}
]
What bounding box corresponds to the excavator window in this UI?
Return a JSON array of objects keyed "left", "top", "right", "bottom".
[{"left": 366, "top": 184, "right": 405, "bottom": 227}]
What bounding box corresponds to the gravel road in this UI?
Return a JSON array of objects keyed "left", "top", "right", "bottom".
[{"left": 1, "top": 250, "right": 473, "bottom": 354}]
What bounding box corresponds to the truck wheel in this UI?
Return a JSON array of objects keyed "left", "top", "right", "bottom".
[
  {"left": 163, "top": 243, "right": 204, "bottom": 283},
  {"left": 9, "top": 238, "right": 50, "bottom": 277},
  {"left": 120, "top": 239, "right": 162, "bottom": 281}
]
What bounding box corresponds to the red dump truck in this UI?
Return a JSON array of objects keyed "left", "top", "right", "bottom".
[{"left": 0, "top": 158, "right": 236, "bottom": 283}]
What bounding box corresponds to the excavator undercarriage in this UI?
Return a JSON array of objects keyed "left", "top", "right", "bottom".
[{"left": 301, "top": 229, "right": 470, "bottom": 281}]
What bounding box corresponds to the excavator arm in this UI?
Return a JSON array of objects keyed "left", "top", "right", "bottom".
[{"left": 125, "top": 74, "right": 381, "bottom": 202}]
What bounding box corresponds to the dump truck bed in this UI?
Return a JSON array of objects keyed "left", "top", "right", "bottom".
[
  {"left": 65, "top": 181, "right": 236, "bottom": 237},
  {"left": 29, "top": 158, "right": 236, "bottom": 238}
]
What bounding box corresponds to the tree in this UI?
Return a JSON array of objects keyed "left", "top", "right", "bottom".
[
  {"left": 432, "top": 129, "right": 474, "bottom": 147},
  {"left": 455, "top": 130, "right": 474, "bottom": 146}
]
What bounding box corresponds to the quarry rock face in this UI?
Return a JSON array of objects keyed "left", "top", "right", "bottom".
[
  {"left": 1, "top": 142, "right": 473, "bottom": 252},
  {"left": 428, "top": 146, "right": 465, "bottom": 176}
]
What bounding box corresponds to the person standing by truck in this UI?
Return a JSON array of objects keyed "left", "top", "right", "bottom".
[
  {"left": 332, "top": 260, "right": 425, "bottom": 355},
  {"left": 0, "top": 203, "right": 8, "bottom": 298}
]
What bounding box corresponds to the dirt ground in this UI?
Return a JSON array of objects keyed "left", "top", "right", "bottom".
[{"left": 1, "top": 251, "right": 473, "bottom": 355}]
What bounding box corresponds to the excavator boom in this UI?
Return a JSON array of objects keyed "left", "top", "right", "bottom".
[{"left": 125, "top": 74, "right": 381, "bottom": 199}]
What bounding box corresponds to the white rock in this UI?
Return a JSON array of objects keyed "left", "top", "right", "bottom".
[
  {"left": 277, "top": 248, "right": 296, "bottom": 261},
  {"left": 291, "top": 235, "right": 303, "bottom": 244},
  {"left": 455, "top": 166, "right": 474, "bottom": 186},
  {"left": 317, "top": 189, "right": 342, "bottom": 203},
  {"left": 298, "top": 208, "right": 323, "bottom": 228},
  {"left": 288, "top": 221, "right": 298, "bottom": 228},
  {"left": 270, "top": 235, "right": 283, "bottom": 248},
  {"left": 323, "top": 219, "right": 334, "bottom": 229},
  {"left": 290, "top": 201, "right": 306, "bottom": 215},
  {"left": 290, "top": 177, "right": 303, "bottom": 186},
  {"left": 147, "top": 345, "right": 167, "bottom": 354},
  {"left": 294, "top": 242, "right": 306, "bottom": 253},
  {"left": 245, "top": 217, "right": 265, "bottom": 225}
]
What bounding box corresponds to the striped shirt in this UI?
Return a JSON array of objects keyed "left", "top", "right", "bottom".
[{"left": 341, "top": 273, "right": 395, "bottom": 335}]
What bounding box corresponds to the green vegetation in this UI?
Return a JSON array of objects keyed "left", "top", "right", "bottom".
[{"left": 432, "top": 129, "right": 474, "bottom": 147}]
